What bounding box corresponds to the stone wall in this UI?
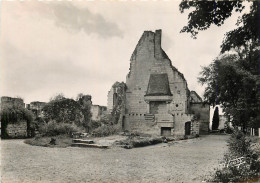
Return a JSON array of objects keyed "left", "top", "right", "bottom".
[
  {"left": 125, "top": 30, "right": 191, "bottom": 136},
  {"left": 0, "top": 96, "right": 29, "bottom": 138},
  {"left": 107, "top": 30, "right": 210, "bottom": 137},
  {"left": 6, "top": 121, "right": 27, "bottom": 138},
  {"left": 1, "top": 96, "right": 25, "bottom": 109},
  {"left": 107, "top": 88, "right": 114, "bottom": 114},
  {"left": 91, "top": 105, "right": 107, "bottom": 121},
  {"left": 29, "top": 101, "right": 46, "bottom": 110},
  {"left": 190, "top": 103, "right": 210, "bottom": 134},
  {"left": 190, "top": 91, "right": 203, "bottom": 103},
  {"left": 28, "top": 101, "right": 46, "bottom": 117}
]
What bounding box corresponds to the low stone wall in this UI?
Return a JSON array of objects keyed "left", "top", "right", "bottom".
[
  {"left": 191, "top": 121, "right": 200, "bottom": 135},
  {"left": 6, "top": 121, "right": 27, "bottom": 138}
]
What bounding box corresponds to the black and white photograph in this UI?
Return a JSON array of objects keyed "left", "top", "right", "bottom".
[{"left": 0, "top": 0, "right": 260, "bottom": 182}]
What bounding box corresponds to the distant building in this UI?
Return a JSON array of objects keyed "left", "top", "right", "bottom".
[
  {"left": 27, "top": 101, "right": 46, "bottom": 117},
  {"left": 0, "top": 96, "right": 25, "bottom": 109},
  {"left": 91, "top": 105, "right": 107, "bottom": 121}
]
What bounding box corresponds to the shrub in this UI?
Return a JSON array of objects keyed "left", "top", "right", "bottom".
[
  {"left": 38, "top": 121, "right": 83, "bottom": 137},
  {"left": 24, "top": 134, "right": 73, "bottom": 148},
  {"left": 88, "top": 120, "right": 102, "bottom": 130},
  {"left": 209, "top": 130, "right": 260, "bottom": 182},
  {"left": 118, "top": 136, "right": 163, "bottom": 149},
  {"left": 1, "top": 106, "right": 35, "bottom": 138},
  {"left": 42, "top": 98, "right": 84, "bottom": 125},
  {"left": 43, "top": 94, "right": 92, "bottom": 132},
  {"left": 92, "top": 124, "right": 120, "bottom": 137}
]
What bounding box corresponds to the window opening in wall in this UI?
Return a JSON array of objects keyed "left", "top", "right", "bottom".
[{"left": 113, "top": 93, "right": 118, "bottom": 106}]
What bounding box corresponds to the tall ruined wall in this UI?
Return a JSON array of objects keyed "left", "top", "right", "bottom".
[
  {"left": 30, "top": 101, "right": 46, "bottom": 111},
  {"left": 107, "top": 88, "right": 114, "bottom": 114},
  {"left": 190, "top": 91, "right": 203, "bottom": 103},
  {"left": 107, "top": 82, "right": 126, "bottom": 130},
  {"left": 1, "top": 96, "right": 25, "bottom": 109},
  {"left": 125, "top": 30, "right": 191, "bottom": 135},
  {"left": 91, "top": 105, "right": 101, "bottom": 121},
  {"left": 29, "top": 101, "right": 46, "bottom": 117},
  {"left": 91, "top": 105, "right": 107, "bottom": 121}
]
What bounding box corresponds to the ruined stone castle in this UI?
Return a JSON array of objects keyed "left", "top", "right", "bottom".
[{"left": 108, "top": 30, "right": 209, "bottom": 136}]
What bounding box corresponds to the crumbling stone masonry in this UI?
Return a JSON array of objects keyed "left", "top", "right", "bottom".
[
  {"left": 0, "top": 96, "right": 28, "bottom": 138},
  {"left": 5, "top": 121, "right": 27, "bottom": 138},
  {"left": 26, "top": 101, "right": 46, "bottom": 117},
  {"left": 108, "top": 30, "right": 209, "bottom": 136},
  {"left": 0, "top": 96, "right": 25, "bottom": 109},
  {"left": 91, "top": 105, "right": 107, "bottom": 121},
  {"left": 107, "top": 82, "right": 127, "bottom": 126}
]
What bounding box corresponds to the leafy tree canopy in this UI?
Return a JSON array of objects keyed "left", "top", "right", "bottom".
[
  {"left": 49, "top": 93, "right": 65, "bottom": 102},
  {"left": 1, "top": 105, "right": 34, "bottom": 138},
  {"left": 198, "top": 53, "right": 258, "bottom": 127},
  {"left": 179, "top": 1, "right": 259, "bottom": 53},
  {"left": 43, "top": 93, "right": 93, "bottom": 131},
  {"left": 181, "top": 0, "right": 260, "bottom": 129},
  {"left": 43, "top": 98, "right": 84, "bottom": 125}
]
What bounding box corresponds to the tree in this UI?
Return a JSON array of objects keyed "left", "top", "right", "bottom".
[
  {"left": 76, "top": 93, "right": 84, "bottom": 101},
  {"left": 198, "top": 54, "right": 258, "bottom": 129},
  {"left": 212, "top": 106, "right": 219, "bottom": 130},
  {"left": 49, "top": 93, "right": 65, "bottom": 102},
  {"left": 181, "top": 1, "right": 259, "bottom": 130},
  {"left": 43, "top": 94, "right": 93, "bottom": 131},
  {"left": 43, "top": 98, "right": 84, "bottom": 126},
  {"left": 179, "top": 1, "right": 259, "bottom": 53}
]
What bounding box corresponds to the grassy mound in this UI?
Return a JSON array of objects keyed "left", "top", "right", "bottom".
[{"left": 24, "top": 135, "right": 72, "bottom": 148}]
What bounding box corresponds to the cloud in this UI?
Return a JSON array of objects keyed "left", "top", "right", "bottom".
[
  {"left": 0, "top": 42, "right": 115, "bottom": 101},
  {"left": 21, "top": 1, "right": 124, "bottom": 38}
]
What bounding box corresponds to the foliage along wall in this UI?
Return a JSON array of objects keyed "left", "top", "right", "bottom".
[{"left": 1, "top": 105, "right": 34, "bottom": 139}]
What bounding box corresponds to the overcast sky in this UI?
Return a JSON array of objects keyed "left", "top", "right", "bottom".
[{"left": 0, "top": 1, "right": 241, "bottom": 106}]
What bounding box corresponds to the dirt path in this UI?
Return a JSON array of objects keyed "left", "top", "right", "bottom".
[{"left": 1, "top": 135, "right": 228, "bottom": 183}]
